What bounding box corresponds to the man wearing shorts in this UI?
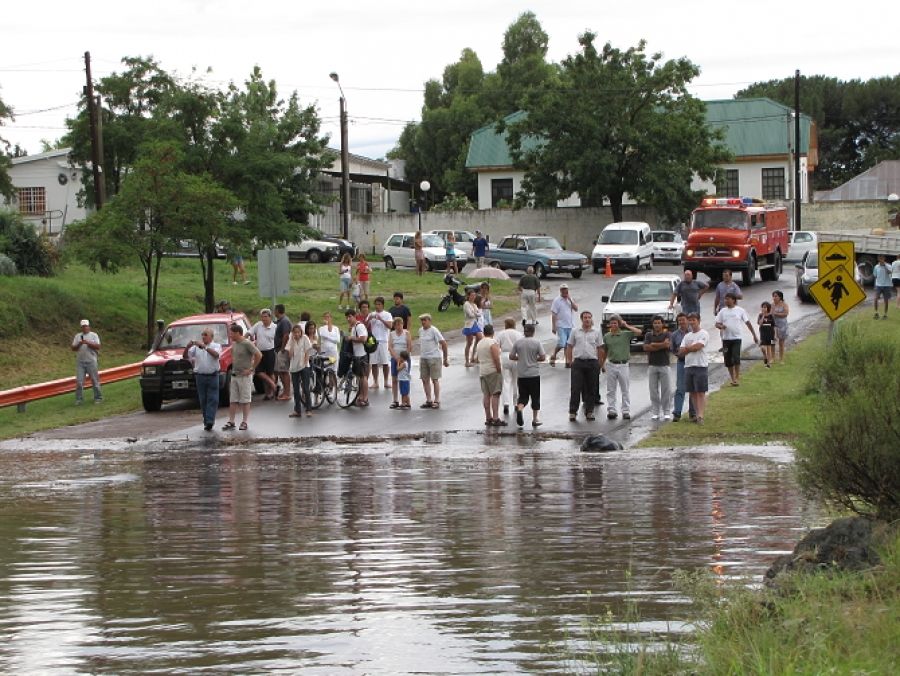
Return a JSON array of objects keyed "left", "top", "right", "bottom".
[
  {"left": 714, "top": 293, "right": 758, "bottom": 386},
  {"left": 509, "top": 323, "right": 546, "bottom": 428},
  {"left": 417, "top": 313, "right": 449, "bottom": 409},
  {"left": 273, "top": 304, "right": 293, "bottom": 400},
  {"left": 475, "top": 324, "right": 505, "bottom": 426},
  {"left": 550, "top": 283, "right": 577, "bottom": 366},
  {"left": 222, "top": 323, "right": 261, "bottom": 431},
  {"left": 344, "top": 309, "right": 370, "bottom": 406},
  {"left": 367, "top": 296, "right": 393, "bottom": 389},
  {"left": 678, "top": 313, "right": 709, "bottom": 425},
  {"left": 873, "top": 255, "right": 892, "bottom": 319}
]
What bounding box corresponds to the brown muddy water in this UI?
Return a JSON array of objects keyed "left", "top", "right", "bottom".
[{"left": 0, "top": 436, "right": 818, "bottom": 673}]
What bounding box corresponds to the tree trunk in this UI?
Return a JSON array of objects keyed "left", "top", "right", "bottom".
[
  {"left": 609, "top": 193, "right": 624, "bottom": 223},
  {"left": 147, "top": 254, "right": 162, "bottom": 349},
  {"left": 202, "top": 247, "right": 215, "bottom": 313}
]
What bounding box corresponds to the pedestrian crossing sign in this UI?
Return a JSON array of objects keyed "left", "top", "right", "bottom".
[
  {"left": 817, "top": 241, "right": 855, "bottom": 278},
  {"left": 808, "top": 263, "right": 867, "bottom": 321}
]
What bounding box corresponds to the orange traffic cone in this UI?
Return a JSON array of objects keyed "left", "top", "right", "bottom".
[{"left": 604, "top": 257, "right": 613, "bottom": 278}]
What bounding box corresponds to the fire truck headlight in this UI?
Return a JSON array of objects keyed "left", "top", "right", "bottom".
[
  {"left": 686, "top": 248, "right": 694, "bottom": 257},
  {"left": 731, "top": 249, "right": 740, "bottom": 258}
]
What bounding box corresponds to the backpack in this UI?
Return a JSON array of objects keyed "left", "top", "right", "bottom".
[{"left": 363, "top": 334, "right": 378, "bottom": 354}]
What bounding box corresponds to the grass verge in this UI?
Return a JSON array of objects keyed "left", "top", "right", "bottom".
[{"left": 638, "top": 306, "right": 897, "bottom": 447}]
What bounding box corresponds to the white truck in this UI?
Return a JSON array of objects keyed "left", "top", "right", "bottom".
[{"left": 817, "top": 229, "right": 900, "bottom": 285}]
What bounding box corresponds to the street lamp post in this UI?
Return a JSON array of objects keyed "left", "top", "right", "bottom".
[
  {"left": 330, "top": 72, "right": 351, "bottom": 241},
  {"left": 417, "top": 180, "right": 431, "bottom": 231}
]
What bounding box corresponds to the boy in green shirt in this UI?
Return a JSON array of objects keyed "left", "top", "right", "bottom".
[{"left": 600, "top": 315, "right": 642, "bottom": 419}]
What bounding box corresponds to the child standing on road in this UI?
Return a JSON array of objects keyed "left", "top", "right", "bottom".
[{"left": 397, "top": 350, "right": 412, "bottom": 409}]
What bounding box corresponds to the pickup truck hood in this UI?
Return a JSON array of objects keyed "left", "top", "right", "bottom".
[
  {"left": 603, "top": 301, "right": 676, "bottom": 316},
  {"left": 142, "top": 349, "right": 191, "bottom": 367}
]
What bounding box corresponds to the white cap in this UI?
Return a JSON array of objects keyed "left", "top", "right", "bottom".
[{"left": 80, "top": 319, "right": 90, "bottom": 326}]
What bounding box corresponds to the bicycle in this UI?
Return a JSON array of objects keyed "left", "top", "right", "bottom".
[
  {"left": 305, "top": 355, "right": 338, "bottom": 409},
  {"left": 336, "top": 357, "right": 363, "bottom": 408}
]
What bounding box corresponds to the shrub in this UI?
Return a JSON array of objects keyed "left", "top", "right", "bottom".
[
  {"left": 796, "top": 323, "right": 900, "bottom": 520},
  {"left": 0, "top": 209, "right": 57, "bottom": 276},
  {"left": 0, "top": 253, "right": 16, "bottom": 276}
]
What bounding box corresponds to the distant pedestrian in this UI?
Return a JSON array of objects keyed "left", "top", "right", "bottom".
[
  {"left": 273, "top": 303, "right": 292, "bottom": 401},
  {"left": 518, "top": 266, "right": 541, "bottom": 326},
  {"left": 509, "top": 323, "right": 546, "bottom": 428},
  {"left": 472, "top": 230, "right": 489, "bottom": 268},
  {"left": 286, "top": 323, "right": 313, "bottom": 419},
  {"left": 758, "top": 301, "right": 776, "bottom": 368},
  {"left": 669, "top": 313, "right": 697, "bottom": 422},
  {"left": 713, "top": 269, "right": 742, "bottom": 315},
  {"left": 670, "top": 269, "right": 709, "bottom": 317},
  {"left": 550, "top": 283, "right": 577, "bottom": 366},
  {"left": 600, "top": 315, "right": 643, "bottom": 420},
  {"left": 444, "top": 232, "right": 458, "bottom": 275},
  {"left": 417, "top": 313, "right": 449, "bottom": 409},
  {"left": 565, "top": 311, "right": 603, "bottom": 422},
  {"left": 643, "top": 316, "right": 672, "bottom": 421},
  {"left": 356, "top": 254, "right": 372, "bottom": 301},
  {"left": 183, "top": 327, "right": 221, "bottom": 431},
  {"left": 215, "top": 299, "right": 232, "bottom": 313},
  {"left": 338, "top": 253, "right": 353, "bottom": 310},
  {"left": 231, "top": 248, "right": 249, "bottom": 285},
  {"left": 476, "top": 324, "right": 505, "bottom": 427},
  {"left": 873, "top": 254, "right": 892, "bottom": 319},
  {"left": 388, "top": 316, "right": 411, "bottom": 409},
  {"left": 678, "top": 313, "right": 709, "bottom": 425},
  {"left": 479, "top": 282, "right": 493, "bottom": 327},
  {"left": 495, "top": 318, "right": 523, "bottom": 416},
  {"left": 414, "top": 231, "right": 426, "bottom": 276},
  {"left": 222, "top": 323, "right": 262, "bottom": 431},
  {"left": 714, "top": 293, "right": 758, "bottom": 386},
  {"left": 249, "top": 309, "right": 277, "bottom": 400},
  {"left": 72, "top": 319, "right": 102, "bottom": 404},
  {"left": 389, "top": 291, "right": 412, "bottom": 330},
  {"left": 463, "top": 289, "right": 483, "bottom": 367},
  {"left": 771, "top": 290, "right": 790, "bottom": 363}
]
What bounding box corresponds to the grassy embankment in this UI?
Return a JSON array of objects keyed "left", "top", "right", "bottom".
[
  {"left": 638, "top": 307, "right": 898, "bottom": 447},
  {"left": 0, "top": 257, "right": 520, "bottom": 438}
]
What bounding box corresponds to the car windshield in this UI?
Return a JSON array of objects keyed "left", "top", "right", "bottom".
[
  {"left": 599, "top": 230, "right": 638, "bottom": 245},
  {"left": 610, "top": 280, "right": 674, "bottom": 303},
  {"left": 527, "top": 237, "right": 562, "bottom": 250},
  {"left": 160, "top": 323, "right": 229, "bottom": 350},
  {"left": 422, "top": 235, "right": 445, "bottom": 247},
  {"left": 652, "top": 232, "right": 679, "bottom": 243},
  {"left": 691, "top": 209, "right": 749, "bottom": 231},
  {"left": 805, "top": 253, "right": 818, "bottom": 269}
]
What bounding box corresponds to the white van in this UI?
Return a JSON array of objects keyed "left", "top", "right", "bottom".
[{"left": 591, "top": 222, "right": 654, "bottom": 273}]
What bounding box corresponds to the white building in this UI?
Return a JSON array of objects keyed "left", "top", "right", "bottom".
[{"left": 3, "top": 148, "right": 88, "bottom": 234}]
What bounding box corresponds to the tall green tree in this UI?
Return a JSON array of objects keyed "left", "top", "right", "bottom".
[
  {"left": 737, "top": 75, "right": 900, "bottom": 190},
  {"left": 0, "top": 91, "right": 14, "bottom": 199},
  {"left": 65, "top": 142, "right": 236, "bottom": 345},
  {"left": 507, "top": 34, "right": 729, "bottom": 223}
]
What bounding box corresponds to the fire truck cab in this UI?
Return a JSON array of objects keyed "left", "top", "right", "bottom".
[{"left": 683, "top": 197, "right": 789, "bottom": 285}]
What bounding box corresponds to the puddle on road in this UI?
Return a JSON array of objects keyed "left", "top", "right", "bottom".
[{"left": 0, "top": 438, "right": 815, "bottom": 673}]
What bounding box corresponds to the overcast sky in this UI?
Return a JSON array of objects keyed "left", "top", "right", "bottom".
[{"left": 2, "top": 0, "right": 896, "bottom": 161}]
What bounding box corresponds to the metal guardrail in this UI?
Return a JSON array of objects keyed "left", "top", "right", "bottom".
[{"left": 0, "top": 362, "right": 142, "bottom": 412}]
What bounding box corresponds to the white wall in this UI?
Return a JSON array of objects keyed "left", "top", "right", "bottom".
[
  {"left": 5, "top": 154, "right": 87, "bottom": 234},
  {"left": 691, "top": 158, "right": 811, "bottom": 203}
]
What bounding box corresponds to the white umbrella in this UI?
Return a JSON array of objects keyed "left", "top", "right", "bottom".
[{"left": 466, "top": 266, "right": 510, "bottom": 280}]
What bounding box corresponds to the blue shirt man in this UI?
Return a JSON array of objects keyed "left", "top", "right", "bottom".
[{"left": 472, "top": 231, "right": 488, "bottom": 267}]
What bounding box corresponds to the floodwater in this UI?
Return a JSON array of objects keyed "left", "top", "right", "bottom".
[{"left": 0, "top": 436, "right": 817, "bottom": 674}]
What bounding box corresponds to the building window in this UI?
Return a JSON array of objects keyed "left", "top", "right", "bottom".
[
  {"left": 716, "top": 169, "right": 739, "bottom": 197},
  {"left": 17, "top": 187, "right": 46, "bottom": 215},
  {"left": 491, "top": 178, "right": 514, "bottom": 207},
  {"left": 350, "top": 185, "right": 371, "bottom": 214},
  {"left": 761, "top": 168, "right": 785, "bottom": 200}
]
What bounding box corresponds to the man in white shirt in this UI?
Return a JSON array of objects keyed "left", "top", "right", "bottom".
[
  {"left": 367, "top": 296, "right": 394, "bottom": 390},
  {"left": 494, "top": 318, "right": 523, "bottom": 416},
  {"left": 345, "top": 309, "right": 370, "bottom": 406},
  {"left": 564, "top": 311, "right": 604, "bottom": 421},
  {"left": 714, "top": 293, "right": 758, "bottom": 386},
  {"left": 417, "top": 313, "right": 449, "bottom": 409},
  {"left": 183, "top": 327, "right": 221, "bottom": 431},
  {"left": 550, "top": 283, "right": 578, "bottom": 366},
  {"left": 71, "top": 319, "right": 102, "bottom": 404},
  {"left": 249, "top": 309, "right": 278, "bottom": 399},
  {"left": 678, "top": 312, "right": 710, "bottom": 425}
]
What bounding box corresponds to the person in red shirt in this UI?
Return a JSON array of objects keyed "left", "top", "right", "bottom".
[{"left": 356, "top": 254, "right": 372, "bottom": 301}]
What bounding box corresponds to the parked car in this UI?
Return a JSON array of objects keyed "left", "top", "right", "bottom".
[
  {"left": 285, "top": 235, "right": 341, "bottom": 263},
  {"left": 600, "top": 274, "right": 681, "bottom": 346},
  {"left": 383, "top": 232, "right": 467, "bottom": 271},
  {"left": 484, "top": 234, "right": 588, "bottom": 278},
  {"left": 315, "top": 233, "right": 357, "bottom": 258},
  {"left": 591, "top": 222, "right": 654, "bottom": 273},
  {"left": 649, "top": 231, "right": 685, "bottom": 264},
  {"left": 139, "top": 312, "right": 252, "bottom": 412},
  {"left": 795, "top": 249, "right": 861, "bottom": 302},
  {"left": 427, "top": 229, "right": 481, "bottom": 257},
  {"left": 785, "top": 230, "right": 817, "bottom": 263},
  {"left": 165, "top": 240, "right": 227, "bottom": 258}
]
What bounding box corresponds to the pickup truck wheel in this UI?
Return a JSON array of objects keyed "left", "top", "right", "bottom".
[
  {"left": 741, "top": 255, "right": 756, "bottom": 286},
  {"left": 571, "top": 270, "right": 583, "bottom": 279},
  {"left": 307, "top": 249, "right": 322, "bottom": 264},
  {"left": 534, "top": 262, "right": 547, "bottom": 278},
  {"left": 141, "top": 391, "right": 162, "bottom": 412},
  {"left": 857, "top": 256, "right": 875, "bottom": 286},
  {"left": 219, "top": 372, "right": 231, "bottom": 407},
  {"left": 646, "top": 256, "right": 654, "bottom": 271},
  {"left": 384, "top": 256, "right": 396, "bottom": 270}
]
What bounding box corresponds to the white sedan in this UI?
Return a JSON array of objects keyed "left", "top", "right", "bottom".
[
  {"left": 650, "top": 231, "right": 684, "bottom": 264},
  {"left": 383, "top": 232, "right": 467, "bottom": 271}
]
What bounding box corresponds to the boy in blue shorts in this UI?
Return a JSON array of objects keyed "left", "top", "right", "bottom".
[{"left": 397, "top": 350, "right": 412, "bottom": 409}]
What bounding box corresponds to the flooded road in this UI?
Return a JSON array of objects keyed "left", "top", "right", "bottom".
[{"left": 0, "top": 438, "right": 818, "bottom": 673}]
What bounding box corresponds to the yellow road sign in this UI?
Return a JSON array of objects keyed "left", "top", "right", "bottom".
[
  {"left": 818, "top": 240, "right": 855, "bottom": 277},
  {"left": 808, "top": 263, "right": 867, "bottom": 321}
]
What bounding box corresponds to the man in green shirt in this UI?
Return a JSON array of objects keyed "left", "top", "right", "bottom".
[{"left": 600, "top": 314, "right": 642, "bottom": 420}]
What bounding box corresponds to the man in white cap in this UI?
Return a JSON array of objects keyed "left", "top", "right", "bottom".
[
  {"left": 550, "top": 283, "right": 577, "bottom": 367},
  {"left": 71, "top": 319, "right": 102, "bottom": 404}
]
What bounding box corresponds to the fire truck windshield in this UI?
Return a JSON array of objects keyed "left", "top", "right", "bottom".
[{"left": 692, "top": 210, "right": 749, "bottom": 231}]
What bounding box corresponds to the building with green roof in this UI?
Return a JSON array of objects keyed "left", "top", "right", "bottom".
[{"left": 465, "top": 98, "right": 817, "bottom": 210}]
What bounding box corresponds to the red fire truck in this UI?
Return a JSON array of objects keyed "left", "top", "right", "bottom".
[{"left": 683, "top": 197, "right": 790, "bottom": 285}]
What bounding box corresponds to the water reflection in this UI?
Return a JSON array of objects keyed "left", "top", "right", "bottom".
[{"left": 0, "top": 443, "right": 816, "bottom": 673}]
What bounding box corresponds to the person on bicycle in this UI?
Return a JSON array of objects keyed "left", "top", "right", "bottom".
[
  {"left": 318, "top": 311, "right": 341, "bottom": 368},
  {"left": 345, "top": 309, "right": 370, "bottom": 407}
]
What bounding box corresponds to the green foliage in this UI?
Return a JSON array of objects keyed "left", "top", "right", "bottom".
[
  {"left": 0, "top": 91, "right": 14, "bottom": 199},
  {"left": 796, "top": 323, "right": 900, "bottom": 520},
  {"left": 737, "top": 75, "right": 900, "bottom": 190},
  {"left": 430, "top": 193, "right": 475, "bottom": 212},
  {"left": 508, "top": 34, "right": 730, "bottom": 223},
  {"left": 0, "top": 253, "right": 16, "bottom": 276},
  {"left": 0, "top": 209, "right": 57, "bottom": 276}
]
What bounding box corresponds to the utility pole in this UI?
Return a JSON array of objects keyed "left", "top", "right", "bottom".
[
  {"left": 330, "top": 72, "right": 350, "bottom": 241},
  {"left": 794, "top": 69, "right": 802, "bottom": 231},
  {"left": 84, "top": 51, "right": 104, "bottom": 209}
]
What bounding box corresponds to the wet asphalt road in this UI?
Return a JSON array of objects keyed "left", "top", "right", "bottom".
[{"left": 7, "top": 264, "right": 832, "bottom": 450}]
